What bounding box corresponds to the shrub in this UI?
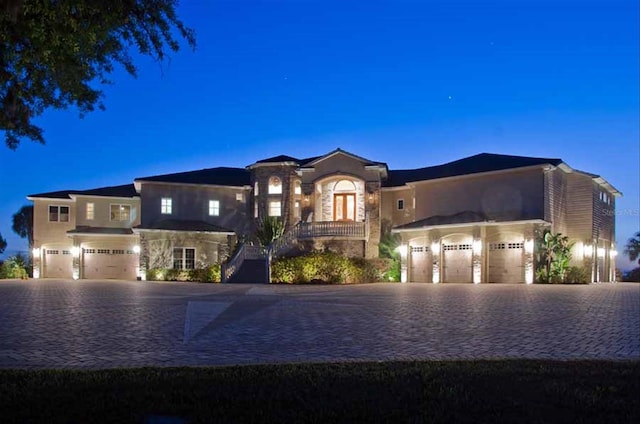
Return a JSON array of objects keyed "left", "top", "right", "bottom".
[
  {"left": 565, "top": 266, "right": 589, "bottom": 284},
  {"left": 145, "top": 265, "right": 221, "bottom": 283},
  {"left": 0, "top": 255, "right": 29, "bottom": 279},
  {"left": 271, "top": 252, "right": 388, "bottom": 284}
]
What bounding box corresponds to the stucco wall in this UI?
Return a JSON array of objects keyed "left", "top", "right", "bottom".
[
  {"left": 32, "top": 199, "right": 76, "bottom": 247},
  {"left": 412, "top": 167, "right": 545, "bottom": 222},
  {"left": 74, "top": 196, "right": 141, "bottom": 228},
  {"left": 140, "top": 183, "right": 251, "bottom": 235}
]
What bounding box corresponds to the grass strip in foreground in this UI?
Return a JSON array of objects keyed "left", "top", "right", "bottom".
[{"left": 0, "top": 360, "right": 638, "bottom": 423}]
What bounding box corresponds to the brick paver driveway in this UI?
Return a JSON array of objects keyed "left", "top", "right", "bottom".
[{"left": 0, "top": 280, "right": 638, "bottom": 369}]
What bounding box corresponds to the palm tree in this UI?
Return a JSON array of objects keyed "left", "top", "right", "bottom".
[{"left": 624, "top": 231, "right": 640, "bottom": 266}]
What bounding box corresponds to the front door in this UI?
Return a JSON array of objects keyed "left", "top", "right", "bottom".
[{"left": 334, "top": 193, "right": 355, "bottom": 221}]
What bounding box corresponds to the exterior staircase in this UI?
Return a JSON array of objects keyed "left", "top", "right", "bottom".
[{"left": 222, "top": 219, "right": 369, "bottom": 283}]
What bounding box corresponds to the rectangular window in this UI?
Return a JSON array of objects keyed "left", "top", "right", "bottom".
[
  {"left": 269, "top": 201, "right": 281, "bottom": 217},
  {"left": 397, "top": 199, "right": 404, "bottom": 210},
  {"left": 161, "top": 198, "right": 172, "bottom": 214},
  {"left": 209, "top": 200, "right": 220, "bottom": 216},
  {"left": 86, "top": 203, "right": 94, "bottom": 220},
  {"left": 236, "top": 193, "right": 244, "bottom": 202},
  {"left": 294, "top": 200, "right": 301, "bottom": 218},
  {"left": 254, "top": 202, "right": 259, "bottom": 218},
  {"left": 48, "top": 205, "right": 70, "bottom": 222},
  {"left": 254, "top": 182, "right": 259, "bottom": 196},
  {"left": 173, "top": 247, "right": 195, "bottom": 270},
  {"left": 110, "top": 204, "right": 131, "bottom": 221}
]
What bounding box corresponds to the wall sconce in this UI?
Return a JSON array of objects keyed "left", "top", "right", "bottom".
[
  {"left": 71, "top": 246, "right": 80, "bottom": 258},
  {"left": 431, "top": 241, "right": 440, "bottom": 254},
  {"left": 32, "top": 247, "right": 40, "bottom": 257},
  {"left": 597, "top": 247, "right": 605, "bottom": 258},
  {"left": 583, "top": 244, "right": 592, "bottom": 258},
  {"left": 304, "top": 195, "right": 310, "bottom": 203},
  {"left": 368, "top": 193, "right": 374, "bottom": 203},
  {"left": 133, "top": 245, "right": 141, "bottom": 254},
  {"left": 610, "top": 250, "right": 617, "bottom": 258},
  {"left": 396, "top": 244, "right": 408, "bottom": 258}
]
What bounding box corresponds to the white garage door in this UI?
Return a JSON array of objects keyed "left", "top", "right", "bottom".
[
  {"left": 83, "top": 248, "right": 138, "bottom": 280},
  {"left": 488, "top": 242, "right": 524, "bottom": 283},
  {"left": 443, "top": 243, "right": 472, "bottom": 283},
  {"left": 410, "top": 246, "right": 431, "bottom": 283},
  {"left": 44, "top": 249, "right": 73, "bottom": 278}
]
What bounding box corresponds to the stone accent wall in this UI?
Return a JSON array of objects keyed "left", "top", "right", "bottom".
[
  {"left": 251, "top": 165, "right": 300, "bottom": 230},
  {"left": 298, "top": 239, "right": 365, "bottom": 257}
]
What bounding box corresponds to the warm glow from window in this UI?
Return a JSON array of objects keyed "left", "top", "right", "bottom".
[
  {"left": 209, "top": 200, "right": 220, "bottom": 216},
  {"left": 294, "top": 181, "right": 302, "bottom": 195},
  {"left": 254, "top": 182, "right": 259, "bottom": 196},
  {"left": 269, "top": 201, "right": 281, "bottom": 217},
  {"left": 161, "top": 198, "right": 172, "bottom": 214},
  {"left": 110, "top": 204, "right": 131, "bottom": 221},
  {"left": 334, "top": 180, "right": 356, "bottom": 192},
  {"left": 268, "top": 177, "right": 282, "bottom": 194},
  {"left": 86, "top": 203, "right": 94, "bottom": 220}
]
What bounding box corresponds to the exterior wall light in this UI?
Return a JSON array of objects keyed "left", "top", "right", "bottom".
[
  {"left": 70, "top": 246, "right": 80, "bottom": 258},
  {"left": 610, "top": 250, "right": 617, "bottom": 258},
  {"left": 396, "top": 244, "right": 408, "bottom": 258},
  {"left": 431, "top": 241, "right": 440, "bottom": 254},
  {"left": 583, "top": 244, "right": 592, "bottom": 257},
  {"left": 133, "top": 245, "right": 141, "bottom": 254},
  {"left": 524, "top": 239, "right": 534, "bottom": 254},
  {"left": 32, "top": 248, "right": 40, "bottom": 257},
  {"left": 597, "top": 247, "right": 605, "bottom": 258},
  {"left": 472, "top": 239, "right": 482, "bottom": 255}
]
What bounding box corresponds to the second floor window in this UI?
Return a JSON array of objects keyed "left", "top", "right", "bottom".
[
  {"left": 110, "top": 204, "right": 131, "bottom": 221},
  {"left": 269, "top": 201, "right": 281, "bottom": 217},
  {"left": 397, "top": 199, "right": 404, "bottom": 210},
  {"left": 49, "top": 205, "right": 70, "bottom": 222},
  {"left": 86, "top": 203, "right": 94, "bottom": 220},
  {"left": 268, "top": 176, "right": 282, "bottom": 194},
  {"left": 209, "top": 200, "right": 220, "bottom": 216},
  {"left": 161, "top": 198, "right": 172, "bottom": 214}
]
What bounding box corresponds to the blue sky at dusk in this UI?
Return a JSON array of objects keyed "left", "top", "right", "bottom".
[{"left": 0, "top": 0, "right": 638, "bottom": 269}]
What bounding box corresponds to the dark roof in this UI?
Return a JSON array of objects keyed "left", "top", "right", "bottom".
[
  {"left": 67, "top": 227, "right": 134, "bottom": 235},
  {"left": 302, "top": 148, "right": 386, "bottom": 167},
  {"left": 384, "top": 153, "right": 563, "bottom": 187},
  {"left": 394, "top": 211, "right": 490, "bottom": 230},
  {"left": 75, "top": 184, "right": 137, "bottom": 198},
  {"left": 29, "top": 184, "right": 137, "bottom": 199},
  {"left": 136, "top": 167, "right": 250, "bottom": 186},
  {"left": 255, "top": 154, "right": 321, "bottom": 166},
  {"left": 27, "top": 189, "right": 80, "bottom": 199},
  {"left": 135, "top": 219, "right": 233, "bottom": 233}
]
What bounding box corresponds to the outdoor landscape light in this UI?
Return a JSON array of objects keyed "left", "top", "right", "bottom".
[{"left": 133, "top": 245, "right": 141, "bottom": 254}]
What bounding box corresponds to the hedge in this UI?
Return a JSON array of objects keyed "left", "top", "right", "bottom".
[
  {"left": 271, "top": 251, "right": 391, "bottom": 284},
  {"left": 145, "top": 264, "right": 221, "bottom": 283}
]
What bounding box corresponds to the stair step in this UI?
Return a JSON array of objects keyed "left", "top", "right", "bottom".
[{"left": 227, "top": 259, "right": 268, "bottom": 284}]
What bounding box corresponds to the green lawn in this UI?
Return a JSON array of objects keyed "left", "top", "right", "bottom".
[{"left": 1, "top": 360, "right": 638, "bottom": 423}]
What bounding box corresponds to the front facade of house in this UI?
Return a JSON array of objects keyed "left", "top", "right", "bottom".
[{"left": 29, "top": 149, "right": 621, "bottom": 283}]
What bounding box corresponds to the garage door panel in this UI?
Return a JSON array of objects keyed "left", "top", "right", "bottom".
[
  {"left": 44, "top": 249, "right": 73, "bottom": 278},
  {"left": 488, "top": 242, "right": 524, "bottom": 283},
  {"left": 83, "top": 248, "right": 137, "bottom": 280},
  {"left": 443, "top": 244, "right": 472, "bottom": 283},
  {"left": 410, "top": 246, "right": 432, "bottom": 283}
]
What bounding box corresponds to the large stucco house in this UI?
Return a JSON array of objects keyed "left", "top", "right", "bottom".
[{"left": 28, "top": 149, "right": 621, "bottom": 283}]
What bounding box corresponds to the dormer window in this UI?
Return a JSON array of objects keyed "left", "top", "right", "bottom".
[{"left": 268, "top": 177, "right": 282, "bottom": 194}]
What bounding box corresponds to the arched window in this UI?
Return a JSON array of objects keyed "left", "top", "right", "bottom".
[
  {"left": 334, "top": 179, "right": 356, "bottom": 192},
  {"left": 268, "top": 176, "right": 282, "bottom": 194},
  {"left": 294, "top": 180, "right": 302, "bottom": 195}
]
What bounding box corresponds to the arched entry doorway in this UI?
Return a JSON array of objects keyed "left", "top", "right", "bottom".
[{"left": 333, "top": 180, "right": 356, "bottom": 221}]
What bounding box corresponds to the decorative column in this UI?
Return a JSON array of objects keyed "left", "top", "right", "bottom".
[
  {"left": 398, "top": 244, "right": 408, "bottom": 283},
  {"left": 32, "top": 247, "right": 42, "bottom": 279},
  {"left": 524, "top": 228, "right": 535, "bottom": 284},
  {"left": 472, "top": 239, "right": 483, "bottom": 284},
  {"left": 71, "top": 245, "right": 81, "bottom": 280},
  {"left": 139, "top": 233, "right": 149, "bottom": 281},
  {"left": 583, "top": 241, "right": 594, "bottom": 283},
  {"left": 431, "top": 239, "right": 441, "bottom": 284}
]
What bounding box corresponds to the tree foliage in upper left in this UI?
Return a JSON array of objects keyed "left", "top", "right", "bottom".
[
  {"left": 1, "top": 0, "right": 195, "bottom": 149},
  {"left": 0, "top": 232, "right": 6, "bottom": 254}
]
